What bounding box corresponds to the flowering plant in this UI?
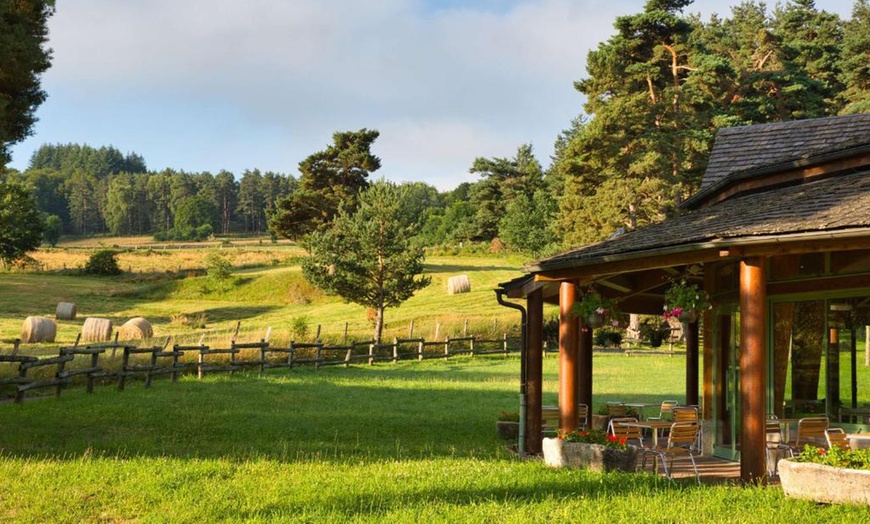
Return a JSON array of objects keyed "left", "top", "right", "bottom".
[
  {"left": 557, "top": 428, "right": 628, "bottom": 450},
  {"left": 571, "top": 289, "right": 622, "bottom": 327},
  {"left": 795, "top": 445, "right": 870, "bottom": 470},
  {"left": 663, "top": 280, "right": 711, "bottom": 320}
]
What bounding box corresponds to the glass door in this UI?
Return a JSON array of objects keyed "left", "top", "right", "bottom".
[{"left": 713, "top": 309, "right": 741, "bottom": 460}]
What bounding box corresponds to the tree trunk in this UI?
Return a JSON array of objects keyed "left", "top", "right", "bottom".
[{"left": 374, "top": 306, "right": 385, "bottom": 346}]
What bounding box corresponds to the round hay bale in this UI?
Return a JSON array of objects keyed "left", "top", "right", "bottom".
[
  {"left": 55, "top": 302, "right": 77, "bottom": 320},
  {"left": 119, "top": 317, "right": 153, "bottom": 341},
  {"left": 82, "top": 317, "right": 113, "bottom": 342},
  {"left": 447, "top": 275, "right": 471, "bottom": 295},
  {"left": 20, "top": 316, "right": 57, "bottom": 344}
]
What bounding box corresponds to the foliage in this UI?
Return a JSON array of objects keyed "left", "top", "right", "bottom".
[
  {"left": 0, "top": 0, "right": 54, "bottom": 166},
  {"left": 0, "top": 178, "right": 45, "bottom": 266},
  {"left": 271, "top": 129, "right": 381, "bottom": 240},
  {"left": 571, "top": 288, "right": 624, "bottom": 327},
  {"left": 83, "top": 249, "right": 121, "bottom": 276},
  {"left": 794, "top": 445, "right": 870, "bottom": 470},
  {"left": 639, "top": 319, "right": 670, "bottom": 346},
  {"left": 663, "top": 279, "right": 711, "bottom": 319},
  {"left": 557, "top": 428, "right": 628, "bottom": 450},
  {"left": 497, "top": 190, "right": 557, "bottom": 256},
  {"left": 595, "top": 329, "right": 624, "bottom": 347},
  {"left": 205, "top": 251, "right": 232, "bottom": 287},
  {"left": 302, "top": 180, "right": 431, "bottom": 343},
  {"left": 290, "top": 316, "right": 310, "bottom": 341},
  {"left": 41, "top": 213, "right": 61, "bottom": 246},
  {"left": 497, "top": 410, "right": 519, "bottom": 422}
]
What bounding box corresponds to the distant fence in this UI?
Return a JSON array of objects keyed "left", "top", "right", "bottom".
[{"left": 0, "top": 333, "right": 521, "bottom": 403}]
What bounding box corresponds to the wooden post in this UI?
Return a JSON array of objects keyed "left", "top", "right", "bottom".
[
  {"left": 119, "top": 347, "right": 130, "bottom": 390},
  {"left": 145, "top": 348, "right": 158, "bottom": 388},
  {"left": 315, "top": 343, "right": 323, "bottom": 369},
  {"left": 55, "top": 350, "right": 68, "bottom": 398},
  {"left": 368, "top": 343, "right": 375, "bottom": 365},
  {"left": 417, "top": 339, "right": 424, "bottom": 361},
  {"left": 444, "top": 336, "right": 450, "bottom": 358},
  {"left": 197, "top": 349, "right": 205, "bottom": 379},
  {"left": 409, "top": 320, "right": 414, "bottom": 339},
  {"left": 87, "top": 351, "right": 99, "bottom": 393},
  {"left": 740, "top": 257, "right": 767, "bottom": 483},
  {"left": 559, "top": 281, "right": 579, "bottom": 433},
  {"left": 865, "top": 326, "right": 869, "bottom": 367},
  {"left": 344, "top": 322, "right": 349, "bottom": 345},
  {"left": 578, "top": 324, "right": 592, "bottom": 418},
  {"left": 686, "top": 320, "right": 700, "bottom": 407},
  {"left": 288, "top": 342, "right": 295, "bottom": 369},
  {"left": 171, "top": 345, "right": 180, "bottom": 383},
  {"left": 527, "top": 288, "right": 544, "bottom": 455},
  {"left": 434, "top": 322, "right": 440, "bottom": 340},
  {"left": 259, "top": 340, "right": 267, "bottom": 373},
  {"left": 469, "top": 336, "right": 475, "bottom": 356},
  {"left": 503, "top": 333, "right": 508, "bottom": 356},
  {"left": 315, "top": 325, "right": 321, "bottom": 340},
  {"left": 392, "top": 337, "right": 399, "bottom": 363},
  {"left": 464, "top": 319, "right": 469, "bottom": 337}
]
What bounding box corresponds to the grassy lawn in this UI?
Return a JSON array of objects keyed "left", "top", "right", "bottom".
[{"left": 0, "top": 355, "right": 861, "bottom": 522}]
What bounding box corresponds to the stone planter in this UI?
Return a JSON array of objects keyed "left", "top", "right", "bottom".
[
  {"left": 542, "top": 437, "right": 638, "bottom": 472},
  {"left": 779, "top": 459, "right": 870, "bottom": 506},
  {"left": 591, "top": 414, "right": 610, "bottom": 431},
  {"left": 496, "top": 421, "right": 519, "bottom": 440}
]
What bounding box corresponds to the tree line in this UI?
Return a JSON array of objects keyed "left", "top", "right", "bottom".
[{"left": 6, "top": 0, "right": 870, "bottom": 258}]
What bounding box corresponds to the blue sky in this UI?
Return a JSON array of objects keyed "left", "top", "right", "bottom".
[{"left": 9, "top": 0, "right": 858, "bottom": 190}]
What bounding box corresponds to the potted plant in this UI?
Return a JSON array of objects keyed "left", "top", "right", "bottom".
[
  {"left": 639, "top": 319, "right": 669, "bottom": 348},
  {"left": 779, "top": 445, "right": 870, "bottom": 505},
  {"left": 542, "top": 428, "right": 638, "bottom": 472},
  {"left": 496, "top": 410, "right": 520, "bottom": 440},
  {"left": 571, "top": 289, "right": 618, "bottom": 328},
  {"left": 663, "top": 279, "right": 711, "bottom": 323}
]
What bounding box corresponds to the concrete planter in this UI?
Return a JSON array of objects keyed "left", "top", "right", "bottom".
[
  {"left": 496, "top": 421, "right": 519, "bottom": 440},
  {"left": 779, "top": 459, "right": 870, "bottom": 506},
  {"left": 542, "top": 437, "right": 638, "bottom": 472}
]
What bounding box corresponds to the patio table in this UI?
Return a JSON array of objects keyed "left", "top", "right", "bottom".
[
  {"left": 847, "top": 434, "right": 870, "bottom": 450},
  {"left": 620, "top": 420, "right": 675, "bottom": 447},
  {"left": 622, "top": 402, "right": 662, "bottom": 420}
]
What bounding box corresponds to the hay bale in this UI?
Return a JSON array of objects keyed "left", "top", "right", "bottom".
[
  {"left": 82, "top": 317, "right": 113, "bottom": 342},
  {"left": 447, "top": 275, "right": 471, "bottom": 295},
  {"left": 20, "top": 316, "right": 57, "bottom": 344},
  {"left": 119, "top": 317, "right": 153, "bottom": 341},
  {"left": 55, "top": 302, "right": 77, "bottom": 320}
]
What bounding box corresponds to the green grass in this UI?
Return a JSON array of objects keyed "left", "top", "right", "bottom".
[
  {"left": 1, "top": 252, "right": 546, "bottom": 351},
  {"left": 0, "top": 356, "right": 863, "bottom": 522}
]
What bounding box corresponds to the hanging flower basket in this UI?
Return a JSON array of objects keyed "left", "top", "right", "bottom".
[
  {"left": 663, "top": 280, "right": 711, "bottom": 322},
  {"left": 571, "top": 289, "right": 621, "bottom": 328}
]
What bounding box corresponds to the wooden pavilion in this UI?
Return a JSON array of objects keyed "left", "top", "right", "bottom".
[{"left": 497, "top": 114, "right": 870, "bottom": 482}]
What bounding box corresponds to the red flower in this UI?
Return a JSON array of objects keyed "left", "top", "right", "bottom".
[
  {"left": 818, "top": 448, "right": 826, "bottom": 455},
  {"left": 607, "top": 434, "right": 618, "bottom": 442},
  {"left": 619, "top": 436, "right": 628, "bottom": 445},
  {"left": 580, "top": 431, "right": 588, "bottom": 437}
]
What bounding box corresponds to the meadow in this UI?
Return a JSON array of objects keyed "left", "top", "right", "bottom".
[
  {"left": 0, "top": 356, "right": 862, "bottom": 523},
  {"left": 2, "top": 237, "right": 541, "bottom": 352}
]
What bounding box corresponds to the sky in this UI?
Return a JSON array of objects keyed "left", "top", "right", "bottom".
[{"left": 8, "top": 0, "right": 859, "bottom": 190}]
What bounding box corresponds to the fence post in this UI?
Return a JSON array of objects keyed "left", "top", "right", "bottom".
[
  {"left": 393, "top": 337, "right": 399, "bottom": 363},
  {"left": 55, "top": 349, "right": 68, "bottom": 397},
  {"left": 119, "top": 347, "right": 130, "bottom": 391},
  {"left": 464, "top": 319, "right": 468, "bottom": 337},
  {"left": 409, "top": 320, "right": 414, "bottom": 339},
  {"left": 470, "top": 335, "right": 475, "bottom": 356},
  {"left": 88, "top": 350, "right": 100, "bottom": 392},
  {"left": 145, "top": 348, "right": 158, "bottom": 388},
  {"left": 171, "top": 345, "right": 180, "bottom": 383},
  {"left": 503, "top": 333, "right": 508, "bottom": 356},
  {"left": 259, "top": 340, "right": 267, "bottom": 374},
  {"left": 368, "top": 343, "right": 375, "bottom": 365},
  {"left": 288, "top": 342, "right": 295, "bottom": 369},
  {"left": 344, "top": 342, "right": 352, "bottom": 368},
  {"left": 315, "top": 343, "right": 323, "bottom": 369},
  {"left": 229, "top": 343, "right": 237, "bottom": 376},
  {"left": 417, "top": 339, "right": 424, "bottom": 361},
  {"left": 197, "top": 348, "right": 205, "bottom": 379},
  {"left": 15, "top": 362, "right": 27, "bottom": 403},
  {"left": 444, "top": 336, "right": 450, "bottom": 359}
]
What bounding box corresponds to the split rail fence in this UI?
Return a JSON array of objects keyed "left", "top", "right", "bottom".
[{"left": 0, "top": 333, "right": 520, "bottom": 403}]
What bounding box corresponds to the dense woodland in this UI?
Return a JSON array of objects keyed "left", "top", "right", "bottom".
[{"left": 6, "top": 0, "right": 870, "bottom": 255}]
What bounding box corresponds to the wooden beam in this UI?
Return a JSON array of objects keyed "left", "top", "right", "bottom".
[
  {"left": 537, "top": 249, "right": 723, "bottom": 282},
  {"left": 597, "top": 277, "right": 633, "bottom": 294},
  {"left": 686, "top": 320, "right": 700, "bottom": 407},
  {"left": 558, "top": 282, "right": 579, "bottom": 433},
  {"left": 578, "top": 325, "right": 592, "bottom": 420},
  {"left": 769, "top": 272, "right": 870, "bottom": 297},
  {"left": 740, "top": 257, "right": 767, "bottom": 483},
  {"left": 726, "top": 236, "right": 870, "bottom": 259},
  {"left": 526, "top": 288, "right": 544, "bottom": 455}
]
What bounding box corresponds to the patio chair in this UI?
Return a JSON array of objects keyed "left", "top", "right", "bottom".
[
  {"left": 609, "top": 417, "right": 645, "bottom": 448},
  {"left": 765, "top": 416, "right": 793, "bottom": 478},
  {"left": 577, "top": 403, "right": 589, "bottom": 430},
  {"left": 639, "top": 421, "right": 701, "bottom": 484},
  {"left": 789, "top": 416, "right": 829, "bottom": 452},
  {"left": 648, "top": 400, "right": 679, "bottom": 421},
  {"left": 671, "top": 406, "right": 701, "bottom": 451},
  {"left": 607, "top": 403, "right": 628, "bottom": 417},
  {"left": 825, "top": 428, "right": 850, "bottom": 451}
]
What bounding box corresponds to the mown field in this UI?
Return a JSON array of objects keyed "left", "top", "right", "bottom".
[
  {"left": 1, "top": 237, "right": 543, "bottom": 352},
  {"left": 0, "top": 356, "right": 861, "bottom": 523}
]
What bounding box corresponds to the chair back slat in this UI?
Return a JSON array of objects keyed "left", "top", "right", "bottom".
[
  {"left": 825, "top": 428, "right": 850, "bottom": 451},
  {"left": 607, "top": 404, "right": 628, "bottom": 417},
  {"left": 796, "top": 417, "right": 829, "bottom": 447},
  {"left": 666, "top": 422, "right": 699, "bottom": 449},
  {"left": 673, "top": 406, "right": 698, "bottom": 423}
]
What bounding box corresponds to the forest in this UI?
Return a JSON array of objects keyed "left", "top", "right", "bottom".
[{"left": 6, "top": 0, "right": 870, "bottom": 256}]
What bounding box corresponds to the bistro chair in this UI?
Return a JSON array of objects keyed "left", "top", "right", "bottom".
[
  {"left": 577, "top": 403, "right": 589, "bottom": 430},
  {"left": 765, "top": 416, "right": 793, "bottom": 478},
  {"left": 607, "top": 403, "right": 628, "bottom": 417},
  {"left": 671, "top": 406, "right": 701, "bottom": 451},
  {"left": 789, "top": 416, "right": 829, "bottom": 451},
  {"left": 825, "top": 428, "right": 850, "bottom": 451},
  {"left": 639, "top": 422, "right": 701, "bottom": 484},
  {"left": 648, "top": 400, "right": 679, "bottom": 421},
  {"left": 609, "top": 417, "right": 645, "bottom": 448}
]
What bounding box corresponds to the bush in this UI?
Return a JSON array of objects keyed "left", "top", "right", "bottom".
[
  {"left": 595, "top": 329, "right": 623, "bottom": 347},
  {"left": 84, "top": 250, "right": 121, "bottom": 275},
  {"left": 206, "top": 251, "right": 232, "bottom": 283}
]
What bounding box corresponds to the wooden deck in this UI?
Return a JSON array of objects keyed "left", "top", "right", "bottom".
[{"left": 648, "top": 455, "right": 741, "bottom": 484}]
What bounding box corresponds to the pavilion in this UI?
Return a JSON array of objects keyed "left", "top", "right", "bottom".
[{"left": 497, "top": 113, "right": 870, "bottom": 482}]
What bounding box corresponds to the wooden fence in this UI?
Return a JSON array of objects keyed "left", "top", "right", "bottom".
[{"left": 0, "top": 333, "right": 520, "bottom": 403}]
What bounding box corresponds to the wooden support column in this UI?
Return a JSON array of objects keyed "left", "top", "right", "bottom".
[
  {"left": 740, "top": 257, "right": 767, "bottom": 483},
  {"left": 685, "top": 320, "right": 700, "bottom": 407},
  {"left": 578, "top": 324, "right": 592, "bottom": 424},
  {"left": 526, "top": 288, "right": 544, "bottom": 455},
  {"left": 559, "top": 281, "right": 579, "bottom": 433}
]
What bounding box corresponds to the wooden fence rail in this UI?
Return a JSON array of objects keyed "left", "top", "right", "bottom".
[{"left": 0, "top": 333, "right": 521, "bottom": 403}]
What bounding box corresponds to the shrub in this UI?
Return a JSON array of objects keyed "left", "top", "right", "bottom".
[
  {"left": 796, "top": 445, "right": 870, "bottom": 470},
  {"left": 84, "top": 250, "right": 121, "bottom": 275},
  {"left": 595, "top": 329, "right": 623, "bottom": 347},
  {"left": 206, "top": 251, "right": 232, "bottom": 283},
  {"left": 290, "top": 316, "right": 310, "bottom": 341}
]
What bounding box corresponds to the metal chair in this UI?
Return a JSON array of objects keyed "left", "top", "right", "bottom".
[
  {"left": 640, "top": 421, "right": 701, "bottom": 484},
  {"left": 609, "top": 417, "right": 645, "bottom": 448},
  {"left": 825, "top": 427, "right": 850, "bottom": 451},
  {"left": 648, "top": 400, "right": 679, "bottom": 421},
  {"left": 789, "top": 416, "right": 829, "bottom": 452},
  {"left": 765, "top": 416, "right": 793, "bottom": 478}
]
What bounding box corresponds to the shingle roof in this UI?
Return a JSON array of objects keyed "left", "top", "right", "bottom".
[
  {"left": 701, "top": 114, "right": 870, "bottom": 192},
  {"left": 531, "top": 170, "right": 870, "bottom": 272}
]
